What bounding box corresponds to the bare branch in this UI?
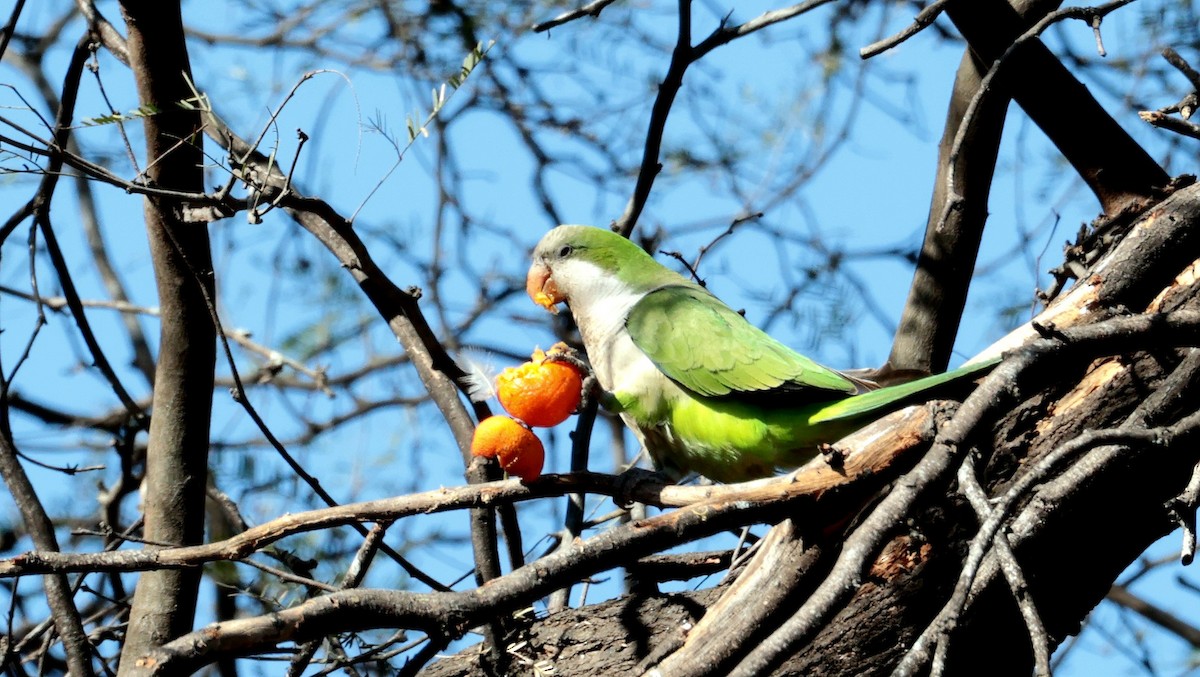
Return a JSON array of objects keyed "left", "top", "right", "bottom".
[
  {"left": 614, "top": 1, "right": 833, "bottom": 235},
  {"left": 531, "top": 0, "right": 620, "bottom": 32},
  {"left": 1140, "top": 109, "right": 1200, "bottom": 140},
  {"left": 861, "top": 0, "right": 955, "bottom": 59},
  {"left": 1107, "top": 584, "right": 1200, "bottom": 648},
  {"left": 0, "top": 419, "right": 94, "bottom": 677}
]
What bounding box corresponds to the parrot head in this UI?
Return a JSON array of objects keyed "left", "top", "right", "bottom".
[{"left": 526, "top": 225, "right": 686, "bottom": 314}]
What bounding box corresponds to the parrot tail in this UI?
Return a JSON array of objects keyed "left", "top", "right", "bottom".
[{"left": 809, "top": 356, "right": 1001, "bottom": 425}]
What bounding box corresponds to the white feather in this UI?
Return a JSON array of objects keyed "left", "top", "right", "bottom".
[{"left": 457, "top": 349, "right": 498, "bottom": 402}]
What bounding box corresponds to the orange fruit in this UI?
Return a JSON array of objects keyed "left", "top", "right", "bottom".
[
  {"left": 495, "top": 346, "right": 583, "bottom": 427},
  {"left": 499, "top": 435, "right": 545, "bottom": 482},
  {"left": 470, "top": 415, "right": 545, "bottom": 481}
]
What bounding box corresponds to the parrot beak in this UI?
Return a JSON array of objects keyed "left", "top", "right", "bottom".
[{"left": 526, "top": 261, "right": 563, "bottom": 313}]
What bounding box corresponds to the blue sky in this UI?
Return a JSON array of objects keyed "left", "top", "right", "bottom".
[{"left": 1, "top": 0, "right": 1198, "bottom": 673}]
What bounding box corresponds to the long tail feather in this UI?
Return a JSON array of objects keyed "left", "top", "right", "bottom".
[{"left": 809, "top": 356, "right": 1001, "bottom": 425}]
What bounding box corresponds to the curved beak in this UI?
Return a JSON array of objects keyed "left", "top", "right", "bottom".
[{"left": 526, "top": 261, "right": 563, "bottom": 313}]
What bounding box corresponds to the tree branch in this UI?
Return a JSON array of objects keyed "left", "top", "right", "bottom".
[
  {"left": 0, "top": 407, "right": 94, "bottom": 677},
  {"left": 531, "top": 0, "right": 620, "bottom": 32},
  {"left": 945, "top": 0, "right": 1168, "bottom": 214},
  {"left": 115, "top": 430, "right": 940, "bottom": 675},
  {"left": 613, "top": 1, "right": 835, "bottom": 235},
  {"left": 1107, "top": 584, "right": 1200, "bottom": 647}
]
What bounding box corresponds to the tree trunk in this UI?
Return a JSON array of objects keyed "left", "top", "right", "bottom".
[{"left": 117, "top": 0, "right": 216, "bottom": 670}]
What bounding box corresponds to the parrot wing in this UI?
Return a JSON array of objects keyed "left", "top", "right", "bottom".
[{"left": 625, "top": 285, "right": 860, "bottom": 403}]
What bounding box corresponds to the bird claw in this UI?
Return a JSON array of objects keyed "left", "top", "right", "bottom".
[
  {"left": 819, "top": 443, "right": 846, "bottom": 473},
  {"left": 544, "top": 341, "right": 589, "bottom": 371},
  {"left": 613, "top": 467, "right": 669, "bottom": 509},
  {"left": 580, "top": 373, "right": 621, "bottom": 413}
]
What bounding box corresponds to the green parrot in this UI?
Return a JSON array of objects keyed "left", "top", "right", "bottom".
[{"left": 526, "top": 224, "right": 995, "bottom": 483}]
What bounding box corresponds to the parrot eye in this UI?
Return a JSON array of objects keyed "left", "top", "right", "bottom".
[{"left": 557, "top": 245, "right": 573, "bottom": 258}]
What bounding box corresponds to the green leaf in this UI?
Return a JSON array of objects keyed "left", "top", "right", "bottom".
[{"left": 80, "top": 104, "right": 160, "bottom": 127}]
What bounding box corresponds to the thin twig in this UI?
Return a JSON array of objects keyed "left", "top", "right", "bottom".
[
  {"left": 531, "top": 0, "right": 619, "bottom": 32},
  {"left": 860, "top": 0, "right": 954, "bottom": 59},
  {"left": 691, "top": 212, "right": 760, "bottom": 272},
  {"left": 614, "top": 2, "right": 832, "bottom": 235},
  {"left": 287, "top": 521, "right": 394, "bottom": 675},
  {"left": 0, "top": 285, "right": 333, "bottom": 394},
  {"left": 237, "top": 558, "right": 338, "bottom": 593}
]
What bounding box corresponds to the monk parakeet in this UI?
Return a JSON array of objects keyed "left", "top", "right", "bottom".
[{"left": 526, "top": 224, "right": 994, "bottom": 483}]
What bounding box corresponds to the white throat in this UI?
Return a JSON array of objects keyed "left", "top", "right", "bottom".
[
  {"left": 556, "top": 260, "right": 649, "bottom": 391},
  {"left": 558, "top": 261, "right": 637, "bottom": 342}
]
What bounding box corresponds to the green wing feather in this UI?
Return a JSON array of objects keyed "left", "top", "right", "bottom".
[{"left": 625, "top": 285, "right": 859, "bottom": 401}]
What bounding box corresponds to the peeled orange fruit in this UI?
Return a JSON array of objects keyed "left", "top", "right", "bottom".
[
  {"left": 470, "top": 415, "right": 545, "bottom": 481},
  {"left": 496, "top": 345, "right": 583, "bottom": 427}
]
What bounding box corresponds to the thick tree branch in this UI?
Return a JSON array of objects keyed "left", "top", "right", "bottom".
[
  {"left": 888, "top": 48, "right": 1009, "bottom": 373},
  {"left": 117, "top": 0, "right": 216, "bottom": 667},
  {"left": 889, "top": 0, "right": 1057, "bottom": 373},
  {"left": 945, "top": 0, "right": 1168, "bottom": 214}
]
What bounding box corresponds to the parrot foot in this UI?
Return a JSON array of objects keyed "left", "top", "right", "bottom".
[
  {"left": 819, "top": 443, "right": 846, "bottom": 473},
  {"left": 580, "top": 375, "right": 624, "bottom": 414},
  {"left": 613, "top": 467, "right": 670, "bottom": 509},
  {"left": 544, "top": 341, "right": 589, "bottom": 371},
  {"left": 578, "top": 372, "right": 601, "bottom": 411}
]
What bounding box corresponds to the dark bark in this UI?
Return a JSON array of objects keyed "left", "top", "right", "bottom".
[
  {"left": 117, "top": 0, "right": 216, "bottom": 669},
  {"left": 888, "top": 49, "right": 1008, "bottom": 374},
  {"left": 945, "top": 0, "right": 1169, "bottom": 213},
  {"left": 889, "top": 0, "right": 1171, "bottom": 374}
]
